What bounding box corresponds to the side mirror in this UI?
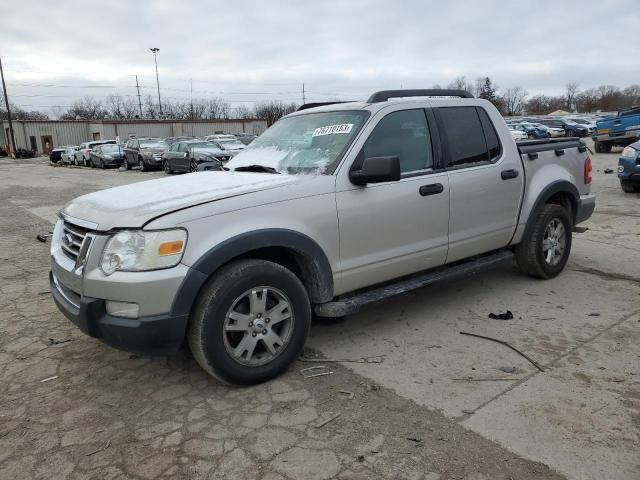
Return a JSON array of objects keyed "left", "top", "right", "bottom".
[
  {"left": 183, "top": 152, "right": 189, "bottom": 158},
  {"left": 349, "top": 156, "right": 401, "bottom": 185}
]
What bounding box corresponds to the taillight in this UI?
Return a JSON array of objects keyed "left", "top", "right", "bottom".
[
  {"left": 87, "top": 149, "right": 92, "bottom": 153},
  {"left": 584, "top": 157, "right": 592, "bottom": 184}
]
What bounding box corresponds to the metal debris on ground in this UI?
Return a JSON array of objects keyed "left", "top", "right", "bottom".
[
  {"left": 460, "top": 331, "right": 545, "bottom": 372},
  {"left": 488, "top": 310, "right": 513, "bottom": 320},
  {"left": 299, "top": 355, "right": 385, "bottom": 364},
  {"left": 86, "top": 439, "right": 111, "bottom": 456},
  {"left": 339, "top": 390, "right": 355, "bottom": 400},
  {"left": 48, "top": 338, "right": 71, "bottom": 346},
  {"left": 36, "top": 233, "right": 52, "bottom": 242},
  {"left": 40, "top": 375, "right": 59, "bottom": 383},
  {"left": 406, "top": 436, "right": 422, "bottom": 443},
  {"left": 312, "top": 411, "right": 341, "bottom": 428},
  {"left": 588, "top": 313, "right": 601, "bottom": 317},
  {"left": 603, "top": 168, "right": 614, "bottom": 174},
  {"left": 498, "top": 366, "right": 517, "bottom": 374},
  {"left": 300, "top": 365, "right": 334, "bottom": 378}
]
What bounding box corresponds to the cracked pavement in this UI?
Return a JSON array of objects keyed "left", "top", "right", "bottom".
[{"left": 1, "top": 141, "right": 638, "bottom": 480}]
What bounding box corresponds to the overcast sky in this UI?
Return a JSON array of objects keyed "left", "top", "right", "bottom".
[{"left": 2, "top": 0, "right": 639, "bottom": 115}]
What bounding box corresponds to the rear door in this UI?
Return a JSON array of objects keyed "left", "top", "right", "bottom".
[
  {"left": 335, "top": 106, "right": 450, "bottom": 294},
  {"left": 437, "top": 106, "right": 524, "bottom": 262}
]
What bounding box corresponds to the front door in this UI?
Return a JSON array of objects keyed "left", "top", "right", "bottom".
[
  {"left": 41, "top": 135, "right": 53, "bottom": 155},
  {"left": 336, "top": 107, "right": 450, "bottom": 294},
  {"left": 436, "top": 106, "right": 524, "bottom": 262}
]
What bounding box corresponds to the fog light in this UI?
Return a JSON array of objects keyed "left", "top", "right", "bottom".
[{"left": 106, "top": 300, "right": 140, "bottom": 319}]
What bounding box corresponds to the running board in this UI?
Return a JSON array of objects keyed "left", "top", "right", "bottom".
[{"left": 314, "top": 249, "right": 515, "bottom": 317}]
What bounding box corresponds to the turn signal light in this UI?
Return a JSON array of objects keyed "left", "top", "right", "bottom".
[
  {"left": 158, "top": 240, "right": 184, "bottom": 256},
  {"left": 584, "top": 157, "right": 592, "bottom": 184}
]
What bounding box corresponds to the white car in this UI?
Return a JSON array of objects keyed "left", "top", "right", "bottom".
[
  {"left": 76, "top": 141, "right": 117, "bottom": 167},
  {"left": 204, "top": 135, "right": 246, "bottom": 153},
  {"left": 509, "top": 128, "right": 528, "bottom": 141},
  {"left": 61, "top": 146, "right": 80, "bottom": 164}
]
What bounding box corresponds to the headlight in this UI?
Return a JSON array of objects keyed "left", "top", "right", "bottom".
[
  {"left": 100, "top": 229, "right": 187, "bottom": 275},
  {"left": 621, "top": 146, "right": 637, "bottom": 158}
]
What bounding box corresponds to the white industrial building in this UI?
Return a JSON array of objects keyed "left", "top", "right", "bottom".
[{"left": 1, "top": 118, "right": 268, "bottom": 155}]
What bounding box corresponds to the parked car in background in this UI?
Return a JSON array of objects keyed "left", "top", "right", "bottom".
[
  {"left": 204, "top": 134, "right": 246, "bottom": 153},
  {"left": 617, "top": 139, "right": 640, "bottom": 193},
  {"left": 165, "top": 136, "right": 199, "bottom": 146},
  {"left": 566, "top": 117, "right": 596, "bottom": 135},
  {"left": 49, "top": 146, "right": 68, "bottom": 163},
  {"left": 61, "top": 146, "right": 81, "bottom": 164},
  {"left": 76, "top": 141, "right": 117, "bottom": 167},
  {"left": 162, "top": 140, "right": 227, "bottom": 174},
  {"left": 509, "top": 122, "right": 550, "bottom": 139},
  {"left": 508, "top": 128, "right": 528, "bottom": 141},
  {"left": 538, "top": 118, "right": 589, "bottom": 137},
  {"left": 90, "top": 144, "right": 126, "bottom": 169},
  {"left": 593, "top": 106, "right": 640, "bottom": 153},
  {"left": 50, "top": 89, "right": 595, "bottom": 384},
  {"left": 123, "top": 138, "right": 168, "bottom": 171},
  {"left": 234, "top": 133, "right": 257, "bottom": 145}
]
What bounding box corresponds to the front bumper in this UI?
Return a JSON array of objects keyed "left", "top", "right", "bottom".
[
  {"left": 575, "top": 194, "right": 596, "bottom": 224},
  {"left": 617, "top": 156, "right": 640, "bottom": 180},
  {"left": 50, "top": 270, "right": 188, "bottom": 355}
]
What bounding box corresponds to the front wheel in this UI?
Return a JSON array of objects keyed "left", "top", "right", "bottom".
[
  {"left": 123, "top": 158, "right": 131, "bottom": 170},
  {"left": 190, "top": 160, "right": 198, "bottom": 172},
  {"left": 100, "top": 160, "right": 105, "bottom": 169},
  {"left": 515, "top": 204, "right": 572, "bottom": 279},
  {"left": 138, "top": 158, "right": 147, "bottom": 172},
  {"left": 164, "top": 160, "right": 172, "bottom": 174},
  {"left": 82, "top": 156, "right": 89, "bottom": 167},
  {"left": 620, "top": 180, "right": 640, "bottom": 193},
  {"left": 188, "top": 259, "right": 311, "bottom": 384}
]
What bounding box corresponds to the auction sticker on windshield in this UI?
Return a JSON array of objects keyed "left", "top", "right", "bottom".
[{"left": 312, "top": 124, "right": 354, "bottom": 137}]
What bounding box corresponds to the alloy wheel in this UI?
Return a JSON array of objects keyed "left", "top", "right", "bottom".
[
  {"left": 222, "top": 287, "right": 294, "bottom": 366},
  {"left": 542, "top": 218, "right": 566, "bottom": 266}
]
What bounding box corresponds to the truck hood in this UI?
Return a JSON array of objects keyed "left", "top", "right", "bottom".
[{"left": 62, "top": 172, "right": 302, "bottom": 230}]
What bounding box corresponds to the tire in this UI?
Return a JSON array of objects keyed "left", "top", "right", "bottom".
[
  {"left": 82, "top": 156, "right": 88, "bottom": 167},
  {"left": 620, "top": 180, "right": 640, "bottom": 193},
  {"left": 515, "top": 204, "right": 572, "bottom": 279},
  {"left": 566, "top": 130, "right": 574, "bottom": 137},
  {"left": 90, "top": 159, "right": 96, "bottom": 168},
  {"left": 188, "top": 259, "right": 311, "bottom": 385},
  {"left": 595, "top": 141, "right": 613, "bottom": 153},
  {"left": 123, "top": 158, "right": 131, "bottom": 170},
  {"left": 164, "top": 160, "right": 172, "bottom": 174},
  {"left": 190, "top": 160, "right": 198, "bottom": 172},
  {"left": 138, "top": 157, "right": 147, "bottom": 172},
  {"left": 100, "top": 160, "right": 105, "bottom": 169}
]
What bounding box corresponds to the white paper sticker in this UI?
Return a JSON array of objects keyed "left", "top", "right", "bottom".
[{"left": 312, "top": 124, "right": 354, "bottom": 137}]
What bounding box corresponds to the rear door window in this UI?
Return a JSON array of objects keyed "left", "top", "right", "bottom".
[
  {"left": 477, "top": 108, "right": 502, "bottom": 161},
  {"left": 438, "top": 107, "right": 488, "bottom": 167}
]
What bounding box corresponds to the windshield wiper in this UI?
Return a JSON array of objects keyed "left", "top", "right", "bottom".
[{"left": 234, "top": 165, "right": 281, "bottom": 174}]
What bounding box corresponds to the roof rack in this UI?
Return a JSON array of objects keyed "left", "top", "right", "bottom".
[
  {"left": 297, "top": 101, "right": 355, "bottom": 111},
  {"left": 367, "top": 89, "right": 474, "bottom": 103}
]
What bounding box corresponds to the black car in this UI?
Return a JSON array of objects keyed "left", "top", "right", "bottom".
[
  {"left": 162, "top": 141, "right": 228, "bottom": 174},
  {"left": 49, "top": 146, "right": 68, "bottom": 163},
  {"left": 89, "top": 144, "right": 125, "bottom": 168},
  {"left": 537, "top": 118, "right": 589, "bottom": 137}
]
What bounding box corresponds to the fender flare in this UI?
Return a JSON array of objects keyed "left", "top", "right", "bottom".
[
  {"left": 170, "top": 229, "right": 334, "bottom": 318},
  {"left": 521, "top": 180, "right": 579, "bottom": 241}
]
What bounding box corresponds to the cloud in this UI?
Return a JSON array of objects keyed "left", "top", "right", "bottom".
[{"left": 1, "top": 0, "right": 639, "bottom": 113}]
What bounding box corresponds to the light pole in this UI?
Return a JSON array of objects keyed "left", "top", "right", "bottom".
[
  {"left": 149, "top": 48, "right": 163, "bottom": 117},
  {"left": 0, "top": 55, "right": 17, "bottom": 158}
]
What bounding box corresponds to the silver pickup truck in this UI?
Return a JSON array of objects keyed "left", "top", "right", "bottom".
[{"left": 50, "top": 89, "right": 595, "bottom": 384}]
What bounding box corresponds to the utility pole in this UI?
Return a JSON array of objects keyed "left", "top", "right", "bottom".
[
  {"left": 190, "top": 78, "right": 194, "bottom": 136},
  {"left": 302, "top": 83, "right": 306, "bottom": 105},
  {"left": 135, "top": 75, "right": 143, "bottom": 118},
  {"left": 149, "top": 48, "right": 163, "bottom": 117},
  {"left": 0, "top": 55, "right": 17, "bottom": 158}
]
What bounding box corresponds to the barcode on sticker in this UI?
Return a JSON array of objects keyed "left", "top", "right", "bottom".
[{"left": 312, "top": 124, "right": 353, "bottom": 137}]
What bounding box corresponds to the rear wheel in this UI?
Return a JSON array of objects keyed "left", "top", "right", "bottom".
[
  {"left": 123, "top": 157, "right": 131, "bottom": 170},
  {"left": 515, "top": 204, "right": 572, "bottom": 279},
  {"left": 620, "top": 180, "right": 640, "bottom": 193},
  {"left": 100, "top": 160, "right": 105, "bottom": 169},
  {"left": 164, "top": 160, "right": 172, "bottom": 174},
  {"left": 188, "top": 259, "right": 311, "bottom": 384},
  {"left": 190, "top": 160, "right": 198, "bottom": 172}
]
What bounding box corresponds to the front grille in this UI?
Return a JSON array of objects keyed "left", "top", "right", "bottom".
[
  {"left": 60, "top": 221, "right": 92, "bottom": 262},
  {"left": 152, "top": 152, "right": 163, "bottom": 161}
]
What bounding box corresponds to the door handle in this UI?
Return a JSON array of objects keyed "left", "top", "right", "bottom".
[
  {"left": 501, "top": 169, "right": 519, "bottom": 180},
  {"left": 419, "top": 183, "right": 444, "bottom": 196}
]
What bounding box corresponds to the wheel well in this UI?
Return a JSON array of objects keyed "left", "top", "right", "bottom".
[
  {"left": 546, "top": 191, "right": 576, "bottom": 223},
  {"left": 219, "top": 246, "right": 330, "bottom": 304}
]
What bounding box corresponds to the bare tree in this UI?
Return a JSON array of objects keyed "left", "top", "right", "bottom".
[
  {"left": 502, "top": 86, "right": 528, "bottom": 116},
  {"left": 60, "top": 96, "right": 107, "bottom": 120},
  {"left": 447, "top": 76, "right": 474, "bottom": 94},
  {"left": 565, "top": 82, "right": 580, "bottom": 112},
  {"left": 254, "top": 101, "right": 298, "bottom": 126},
  {"left": 233, "top": 104, "right": 254, "bottom": 119}
]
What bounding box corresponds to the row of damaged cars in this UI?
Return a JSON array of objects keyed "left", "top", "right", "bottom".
[{"left": 49, "top": 133, "right": 256, "bottom": 172}]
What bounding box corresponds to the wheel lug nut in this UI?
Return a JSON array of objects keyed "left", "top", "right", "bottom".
[
  {"left": 262, "top": 329, "right": 267, "bottom": 335},
  {"left": 249, "top": 321, "right": 253, "bottom": 327},
  {"left": 252, "top": 332, "right": 257, "bottom": 337},
  {"left": 266, "top": 318, "right": 270, "bottom": 323},
  {"left": 257, "top": 313, "right": 262, "bottom": 318}
]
